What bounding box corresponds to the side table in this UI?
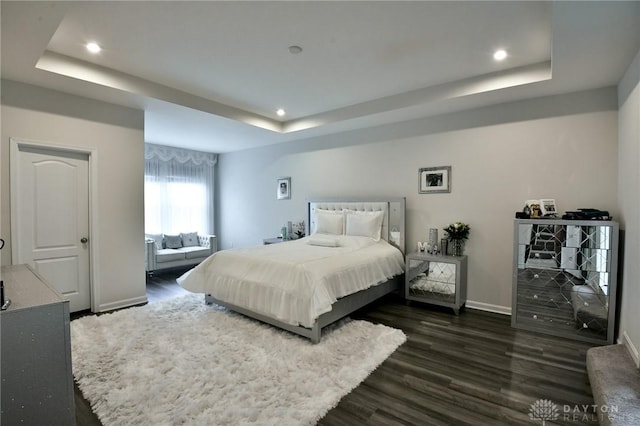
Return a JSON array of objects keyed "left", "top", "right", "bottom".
[{"left": 405, "top": 252, "right": 468, "bottom": 314}]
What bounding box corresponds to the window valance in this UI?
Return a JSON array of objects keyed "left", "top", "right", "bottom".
[
  {"left": 144, "top": 143, "right": 217, "bottom": 167},
  {"left": 144, "top": 143, "right": 216, "bottom": 235}
]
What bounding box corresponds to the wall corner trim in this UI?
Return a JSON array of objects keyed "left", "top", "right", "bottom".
[
  {"left": 466, "top": 300, "right": 511, "bottom": 316},
  {"left": 620, "top": 331, "right": 640, "bottom": 369}
]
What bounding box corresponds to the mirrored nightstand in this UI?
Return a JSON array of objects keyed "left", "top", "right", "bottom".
[{"left": 405, "top": 252, "right": 468, "bottom": 314}]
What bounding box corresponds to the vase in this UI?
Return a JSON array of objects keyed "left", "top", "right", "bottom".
[
  {"left": 428, "top": 228, "right": 438, "bottom": 253},
  {"left": 440, "top": 238, "right": 448, "bottom": 256},
  {"left": 451, "top": 239, "right": 464, "bottom": 256}
]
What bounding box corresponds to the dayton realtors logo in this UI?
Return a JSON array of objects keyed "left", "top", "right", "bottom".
[
  {"left": 528, "top": 399, "right": 619, "bottom": 423},
  {"left": 528, "top": 399, "right": 559, "bottom": 424}
]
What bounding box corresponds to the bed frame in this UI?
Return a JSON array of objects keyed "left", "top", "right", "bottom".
[{"left": 205, "top": 198, "right": 406, "bottom": 343}]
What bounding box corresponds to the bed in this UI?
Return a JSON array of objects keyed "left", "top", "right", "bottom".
[{"left": 177, "top": 198, "right": 406, "bottom": 343}]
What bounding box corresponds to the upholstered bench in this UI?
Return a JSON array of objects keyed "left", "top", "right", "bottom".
[
  {"left": 145, "top": 232, "right": 216, "bottom": 274},
  {"left": 587, "top": 344, "right": 640, "bottom": 426}
]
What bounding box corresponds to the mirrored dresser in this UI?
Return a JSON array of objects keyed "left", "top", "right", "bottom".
[{"left": 512, "top": 219, "right": 619, "bottom": 344}]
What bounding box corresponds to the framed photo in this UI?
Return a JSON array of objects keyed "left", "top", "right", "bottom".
[
  {"left": 525, "top": 199, "right": 542, "bottom": 217},
  {"left": 539, "top": 199, "right": 557, "bottom": 216},
  {"left": 277, "top": 177, "right": 291, "bottom": 200},
  {"left": 419, "top": 166, "right": 451, "bottom": 194}
]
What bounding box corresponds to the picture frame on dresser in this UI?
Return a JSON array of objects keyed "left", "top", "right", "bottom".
[
  {"left": 419, "top": 166, "right": 451, "bottom": 194},
  {"left": 539, "top": 199, "right": 557, "bottom": 216}
]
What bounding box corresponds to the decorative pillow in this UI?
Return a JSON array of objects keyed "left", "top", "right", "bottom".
[
  {"left": 164, "top": 234, "right": 183, "bottom": 249},
  {"left": 314, "top": 209, "right": 344, "bottom": 235},
  {"left": 307, "top": 235, "right": 340, "bottom": 247},
  {"left": 181, "top": 232, "right": 199, "bottom": 247},
  {"left": 146, "top": 233, "right": 164, "bottom": 250},
  {"left": 345, "top": 210, "right": 385, "bottom": 241}
]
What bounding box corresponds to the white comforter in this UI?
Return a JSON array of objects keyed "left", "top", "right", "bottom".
[{"left": 177, "top": 234, "right": 405, "bottom": 328}]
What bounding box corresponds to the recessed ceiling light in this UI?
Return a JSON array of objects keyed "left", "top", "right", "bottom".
[
  {"left": 288, "top": 45, "right": 303, "bottom": 55},
  {"left": 493, "top": 49, "right": 507, "bottom": 61},
  {"left": 276, "top": 109, "right": 286, "bottom": 117},
  {"left": 86, "top": 42, "right": 101, "bottom": 54}
]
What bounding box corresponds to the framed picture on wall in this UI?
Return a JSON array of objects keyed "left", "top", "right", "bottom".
[
  {"left": 277, "top": 177, "right": 291, "bottom": 200},
  {"left": 419, "top": 166, "right": 451, "bottom": 194}
]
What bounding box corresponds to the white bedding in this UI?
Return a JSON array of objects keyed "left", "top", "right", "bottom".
[{"left": 177, "top": 234, "right": 405, "bottom": 328}]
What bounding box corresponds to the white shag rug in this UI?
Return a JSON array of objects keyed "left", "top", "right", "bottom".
[{"left": 71, "top": 293, "right": 406, "bottom": 426}]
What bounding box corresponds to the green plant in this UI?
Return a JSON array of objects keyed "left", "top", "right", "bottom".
[{"left": 443, "top": 222, "right": 470, "bottom": 241}]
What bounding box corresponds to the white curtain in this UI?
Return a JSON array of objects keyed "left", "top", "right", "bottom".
[{"left": 144, "top": 144, "right": 217, "bottom": 235}]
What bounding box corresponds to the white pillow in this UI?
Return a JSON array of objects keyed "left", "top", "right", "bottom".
[
  {"left": 307, "top": 235, "right": 340, "bottom": 247},
  {"left": 345, "top": 210, "right": 385, "bottom": 241},
  {"left": 314, "top": 209, "right": 344, "bottom": 235}
]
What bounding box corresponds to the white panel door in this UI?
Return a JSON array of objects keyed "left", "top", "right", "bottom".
[{"left": 14, "top": 145, "right": 90, "bottom": 312}]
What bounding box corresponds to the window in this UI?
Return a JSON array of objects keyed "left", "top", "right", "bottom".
[{"left": 144, "top": 144, "right": 216, "bottom": 235}]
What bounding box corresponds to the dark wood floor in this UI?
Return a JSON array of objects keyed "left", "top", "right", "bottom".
[
  {"left": 75, "top": 271, "right": 599, "bottom": 425},
  {"left": 144, "top": 267, "right": 191, "bottom": 303}
]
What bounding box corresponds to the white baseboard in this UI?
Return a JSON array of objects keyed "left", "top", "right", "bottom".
[
  {"left": 619, "top": 331, "right": 640, "bottom": 368},
  {"left": 466, "top": 300, "right": 511, "bottom": 316},
  {"left": 97, "top": 295, "right": 148, "bottom": 313}
]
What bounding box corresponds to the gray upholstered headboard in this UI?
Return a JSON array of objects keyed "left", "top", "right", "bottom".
[{"left": 307, "top": 198, "right": 406, "bottom": 254}]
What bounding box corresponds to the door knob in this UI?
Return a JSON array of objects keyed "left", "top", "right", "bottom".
[{"left": 81, "top": 237, "right": 88, "bottom": 244}]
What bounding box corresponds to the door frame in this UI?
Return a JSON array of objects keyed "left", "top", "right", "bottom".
[{"left": 10, "top": 137, "right": 100, "bottom": 312}]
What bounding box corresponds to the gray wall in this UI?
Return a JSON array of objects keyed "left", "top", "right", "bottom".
[
  {"left": 618, "top": 48, "right": 640, "bottom": 367},
  {"left": 1, "top": 80, "right": 147, "bottom": 312},
  {"left": 218, "top": 88, "right": 619, "bottom": 313}
]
